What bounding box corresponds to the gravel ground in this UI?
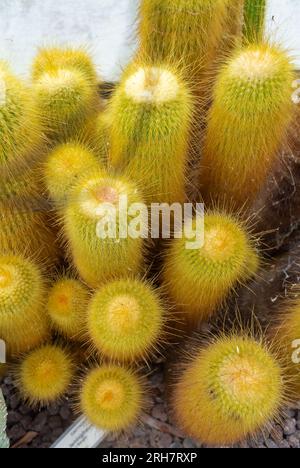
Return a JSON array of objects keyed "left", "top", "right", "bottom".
[{"left": 1, "top": 366, "right": 300, "bottom": 449}]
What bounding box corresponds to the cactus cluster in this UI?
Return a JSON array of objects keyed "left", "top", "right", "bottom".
[{"left": 0, "top": 3, "right": 299, "bottom": 449}]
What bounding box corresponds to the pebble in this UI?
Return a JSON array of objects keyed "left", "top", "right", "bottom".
[
  {"left": 48, "top": 416, "right": 62, "bottom": 430},
  {"left": 9, "top": 394, "right": 20, "bottom": 410},
  {"left": 31, "top": 412, "right": 47, "bottom": 432},
  {"left": 264, "top": 439, "right": 279, "bottom": 449},
  {"left": 48, "top": 404, "right": 60, "bottom": 416},
  {"left": 183, "top": 438, "right": 198, "bottom": 449},
  {"left": 59, "top": 405, "right": 71, "bottom": 421},
  {"left": 279, "top": 440, "right": 290, "bottom": 449},
  {"left": 288, "top": 435, "right": 300, "bottom": 449},
  {"left": 19, "top": 405, "right": 32, "bottom": 416},
  {"left": 20, "top": 415, "right": 33, "bottom": 430},
  {"left": 8, "top": 424, "right": 26, "bottom": 441},
  {"left": 152, "top": 404, "right": 168, "bottom": 422},
  {"left": 283, "top": 419, "right": 297, "bottom": 436},
  {"left": 7, "top": 410, "right": 21, "bottom": 425}
]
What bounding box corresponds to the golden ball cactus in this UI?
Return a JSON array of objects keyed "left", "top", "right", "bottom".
[
  {"left": 16, "top": 344, "right": 74, "bottom": 407},
  {"left": 171, "top": 334, "right": 287, "bottom": 445},
  {"left": 80, "top": 365, "right": 145, "bottom": 432},
  {"left": 87, "top": 279, "right": 166, "bottom": 363},
  {"left": 163, "top": 212, "right": 259, "bottom": 326}
]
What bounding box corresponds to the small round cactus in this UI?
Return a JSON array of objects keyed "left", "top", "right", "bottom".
[
  {"left": 0, "top": 61, "right": 43, "bottom": 176},
  {"left": 32, "top": 47, "right": 98, "bottom": 85},
  {"left": 87, "top": 279, "right": 165, "bottom": 363},
  {"left": 0, "top": 254, "right": 49, "bottom": 356},
  {"left": 63, "top": 172, "right": 146, "bottom": 288},
  {"left": 16, "top": 345, "right": 74, "bottom": 407},
  {"left": 47, "top": 277, "right": 90, "bottom": 341},
  {"left": 163, "top": 212, "right": 259, "bottom": 326},
  {"left": 200, "top": 43, "right": 296, "bottom": 211},
  {"left": 171, "top": 334, "right": 286, "bottom": 445},
  {"left": 109, "top": 63, "right": 192, "bottom": 204},
  {"left": 80, "top": 365, "right": 145, "bottom": 431},
  {"left": 45, "top": 142, "right": 101, "bottom": 208},
  {"left": 33, "top": 68, "right": 97, "bottom": 139}
]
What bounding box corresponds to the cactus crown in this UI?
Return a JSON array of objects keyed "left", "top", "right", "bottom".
[
  {"left": 87, "top": 279, "right": 165, "bottom": 362},
  {"left": 80, "top": 365, "right": 144, "bottom": 431},
  {"left": 124, "top": 66, "right": 180, "bottom": 104},
  {"left": 17, "top": 345, "right": 74, "bottom": 407},
  {"left": 32, "top": 47, "right": 97, "bottom": 84},
  {"left": 216, "top": 44, "right": 294, "bottom": 113}
]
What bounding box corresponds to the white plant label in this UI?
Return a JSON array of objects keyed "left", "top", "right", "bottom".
[{"left": 51, "top": 416, "right": 107, "bottom": 449}]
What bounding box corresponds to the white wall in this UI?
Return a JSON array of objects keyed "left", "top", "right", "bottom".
[
  {"left": 0, "top": 0, "right": 299, "bottom": 82},
  {"left": 0, "top": 0, "right": 139, "bottom": 81}
]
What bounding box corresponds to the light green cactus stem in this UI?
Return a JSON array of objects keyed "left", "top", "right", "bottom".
[
  {"left": 243, "top": 0, "right": 266, "bottom": 43},
  {"left": 0, "top": 389, "right": 9, "bottom": 449}
]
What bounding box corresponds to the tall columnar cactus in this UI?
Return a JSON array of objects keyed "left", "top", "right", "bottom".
[
  {"left": 0, "top": 254, "right": 49, "bottom": 356},
  {"left": 138, "top": 0, "right": 229, "bottom": 81},
  {"left": 45, "top": 142, "right": 101, "bottom": 209},
  {"left": 46, "top": 277, "right": 90, "bottom": 341},
  {"left": 0, "top": 389, "right": 9, "bottom": 448},
  {"left": 63, "top": 172, "right": 146, "bottom": 288},
  {"left": 16, "top": 345, "right": 74, "bottom": 407},
  {"left": 80, "top": 365, "right": 145, "bottom": 431},
  {"left": 163, "top": 212, "right": 259, "bottom": 326},
  {"left": 109, "top": 63, "right": 192, "bottom": 204},
  {"left": 0, "top": 201, "right": 59, "bottom": 267},
  {"left": 171, "top": 334, "right": 286, "bottom": 445},
  {"left": 33, "top": 68, "right": 97, "bottom": 140},
  {"left": 32, "top": 47, "right": 99, "bottom": 140},
  {"left": 220, "top": 0, "right": 245, "bottom": 55},
  {"left": 200, "top": 44, "right": 296, "bottom": 211},
  {"left": 87, "top": 279, "right": 166, "bottom": 363},
  {"left": 243, "top": 0, "right": 266, "bottom": 43},
  {"left": 0, "top": 61, "right": 43, "bottom": 177}
]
